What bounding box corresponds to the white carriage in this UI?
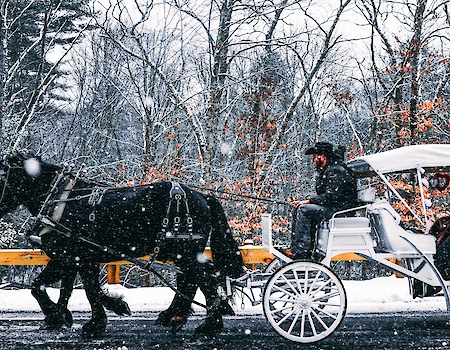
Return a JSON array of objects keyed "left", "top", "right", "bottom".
[{"left": 228, "top": 144, "right": 450, "bottom": 344}]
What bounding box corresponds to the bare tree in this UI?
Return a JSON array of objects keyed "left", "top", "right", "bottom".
[
  {"left": 355, "top": 0, "right": 450, "bottom": 149},
  {"left": 0, "top": 0, "right": 91, "bottom": 153}
]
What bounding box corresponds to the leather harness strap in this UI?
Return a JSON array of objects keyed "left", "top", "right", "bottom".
[
  {"left": 144, "top": 181, "right": 203, "bottom": 271},
  {"left": 162, "top": 182, "right": 197, "bottom": 239},
  {"left": 38, "top": 178, "right": 77, "bottom": 237}
]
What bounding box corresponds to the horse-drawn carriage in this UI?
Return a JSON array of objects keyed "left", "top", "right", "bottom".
[
  {"left": 1, "top": 144, "right": 450, "bottom": 344},
  {"left": 228, "top": 143, "right": 450, "bottom": 343}
]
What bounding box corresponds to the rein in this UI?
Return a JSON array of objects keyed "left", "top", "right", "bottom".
[
  {"left": 44, "top": 180, "right": 289, "bottom": 207},
  {"left": 0, "top": 157, "right": 289, "bottom": 216},
  {"left": 185, "top": 183, "right": 289, "bottom": 206}
]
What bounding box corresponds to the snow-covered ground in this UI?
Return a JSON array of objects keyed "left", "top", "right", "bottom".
[{"left": 0, "top": 275, "right": 446, "bottom": 315}]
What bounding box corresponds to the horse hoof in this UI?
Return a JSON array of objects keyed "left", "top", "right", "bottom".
[
  {"left": 81, "top": 320, "right": 107, "bottom": 339},
  {"left": 41, "top": 315, "right": 66, "bottom": 330},
  {"left": 114, "top": 299, "right": 132, "bottom": 316},
  {"left": 155, "top": 311, "right": 172, "bottom": 327},
  {"left": 170, "top": 316, "right": 187, "bottom": 334},
  {"left": 60, "top": 307, "right": 73, "bottom": 327},
  {"left": 104, "top": 297, "right": 132, "bottom": 316},
  {"left": 194, "top": 318, "right": 223, "bottom": 338}
]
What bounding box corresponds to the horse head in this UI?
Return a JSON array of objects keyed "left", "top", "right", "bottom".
[{"left": 0, "top": 153, "right": 60, "bottom": 216}]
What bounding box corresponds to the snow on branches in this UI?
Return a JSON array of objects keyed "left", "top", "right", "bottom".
[{"left": 0, "top": 219, "right": 18, "bottom": 248}]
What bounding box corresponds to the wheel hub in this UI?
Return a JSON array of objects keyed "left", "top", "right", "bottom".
[{"left": 297, "top": 296, "right": 312, "bottom": 310}]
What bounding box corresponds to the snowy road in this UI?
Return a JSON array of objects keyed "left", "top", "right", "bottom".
[
  {"left": 2, "top": 276, "right": 450, "bottom": 349},
  {"left": 1, "top": 310, "right": 450, "bottom": 349}
]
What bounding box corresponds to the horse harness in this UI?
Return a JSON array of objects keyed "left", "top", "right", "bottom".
[
  {"left": 144, "top": 182, "right": 205, "bottom": 270},
  {"left": 26, "top": 165, "right": 204, "bottom": 265}
]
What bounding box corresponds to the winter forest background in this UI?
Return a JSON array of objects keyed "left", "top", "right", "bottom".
[{"left": 1, "top": 0, "right": 450, "bottom": 284}]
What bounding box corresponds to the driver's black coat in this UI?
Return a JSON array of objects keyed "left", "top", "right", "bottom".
[{"left": 309, "top": 157, "right": 358, "bottom": 210}]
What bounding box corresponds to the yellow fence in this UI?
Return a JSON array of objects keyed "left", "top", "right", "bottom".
[{"left": 0, "top": 248, "right": 363, "bottom": 284}]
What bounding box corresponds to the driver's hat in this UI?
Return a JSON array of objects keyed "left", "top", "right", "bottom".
[{"left": 305, "top": 142, "right": 335, "bottom": 157}]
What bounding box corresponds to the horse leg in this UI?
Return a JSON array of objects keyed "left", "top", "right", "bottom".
[
  {"left": 155, "top": 272, "right": 197, "bottom": 333},
  {"left": 33, "top": 263, "right": 126, "bottom": 329},
  {"left": 31, "top": 259, "right": 75, "bottom": 330},
  {"left": 78, "top": 262, "right": 107, "bottom": 338},
  {"left": 193, "top": 263, "right": 226, "bottom": 338},
  {"left": 158, "top": 261, "right": 226, "bottom": 337},
  {"left": 54, "top": 266, "right": 77, "bottom": 327}
]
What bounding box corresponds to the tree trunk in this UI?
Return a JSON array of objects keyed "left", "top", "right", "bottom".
[
  {"left": 409, "top": 0, "right": 427, "bottom": 142},
  {"left": 204, "top": 0, "right": 234, "bottom": 183}
]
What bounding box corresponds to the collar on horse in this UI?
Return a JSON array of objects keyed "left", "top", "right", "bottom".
[{"left": 30, "top": 163, "right": 86, "bottom": 241}]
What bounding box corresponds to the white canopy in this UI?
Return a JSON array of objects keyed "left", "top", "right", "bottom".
[{"left": 347, "top": 144, "right": 450, "bottom": 176}]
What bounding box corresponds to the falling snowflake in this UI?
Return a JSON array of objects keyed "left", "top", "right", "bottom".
[{"left": 24, "top": 158, "right": 41, "bottom": 177}]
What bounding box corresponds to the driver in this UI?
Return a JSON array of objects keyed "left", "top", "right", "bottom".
[{"left": 289, "top": 142, "right": 358, "bottom": 260}]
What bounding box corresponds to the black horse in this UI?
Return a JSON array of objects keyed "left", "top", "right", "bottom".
[{"left": 0, "top": 154, "right": 244, "bottom": 338}]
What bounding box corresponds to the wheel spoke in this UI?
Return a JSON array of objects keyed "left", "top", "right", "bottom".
[
  {"left": 301, "top": 266, "right": 309, "bottom": 294},
  {"left": 307, "top": 311, "right": 318, "bottom": 336},
  {"left": 307, "top": 269, "right": 322, "bottom": 294},
  {"left": 280, "top": 273, "right": 301, "bottom": 298},
  {"left": 300, "top": 310, "right": 306, "bottom": 338},
  {"left": 274, "top": 307, "right": 297, "bottom": 326},
  {"left": 271, "top": 282, "right": 298, "bottom": 299},
  {"left": 310, "top": 275, "right": 333, "bottom": 298},
  {"left": 287, "top": 311, "right": 301, "bottom": 334},
  {"left": 310, "top": 306, "right": 331, "bottom": 330},
  {"left": 269, "top": 302, "right": 296, "bottom": 315},
  {"left": 311, "top": 304, "right": 339, "bottom": 320},
  {"left": 313, "top": 289, "right": 340, "bottom": 302}
]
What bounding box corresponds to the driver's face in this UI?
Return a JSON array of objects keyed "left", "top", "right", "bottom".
[{"left": 313, "top": 153, "right": 327, "bottom": 169}]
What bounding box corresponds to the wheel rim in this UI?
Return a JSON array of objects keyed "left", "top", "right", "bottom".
[
  {"left": 264, "top": 258, "right": 284, "bottom": 273},
  {"left": 263, "top": 261, "right": 347, "bottom": 343}
]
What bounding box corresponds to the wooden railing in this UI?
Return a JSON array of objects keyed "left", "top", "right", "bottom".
[{"left": 0, "top": 247, "right": 363, "bottom": 284}]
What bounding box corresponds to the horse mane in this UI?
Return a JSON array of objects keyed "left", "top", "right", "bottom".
[
  {"left": 4, "top": 153, "right": 61, "bottom": 173},
  {"left": 6, "top": 152, "right": 38, "bottom": 163}
]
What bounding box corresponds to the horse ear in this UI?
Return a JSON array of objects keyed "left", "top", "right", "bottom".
[
  {"left": 21, "top": 153, "right": 38, "bottom": 160},
  {"left": 6, "top": 154, "right": 22, "bottom": 165}
]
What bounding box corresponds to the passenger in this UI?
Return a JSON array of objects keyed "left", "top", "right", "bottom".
[{"left": 290, "top": 142, "right": 358, "bottom": 260}]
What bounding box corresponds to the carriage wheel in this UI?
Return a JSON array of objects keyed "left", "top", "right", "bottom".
[
  {"left": 264, "top": 257, "right": 285, "bottom": 274},
  {"left": 263, "top": 261, "right": 347, "bottom": 343}
]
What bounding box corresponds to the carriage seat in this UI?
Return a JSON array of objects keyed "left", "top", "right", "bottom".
[
  {"left": 357, "top": 187, "right": 376, "bottom": 204},
  {"left": 329, "top": 188, "right": 377, "bottom": 221},
  {"left": 367, "top": 201, "right": 436, "bottom": 255},
  {"left": 316, "top": 216, "right": 371, "bottom": 255}
]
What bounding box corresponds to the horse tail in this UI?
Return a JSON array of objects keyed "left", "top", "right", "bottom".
[{"left": 206, "top": 195, "right": 244, "bottom": 278}]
